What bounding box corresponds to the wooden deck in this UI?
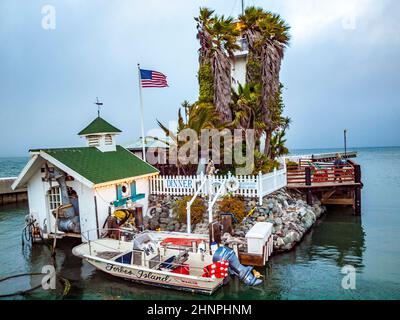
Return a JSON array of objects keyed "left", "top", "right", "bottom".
[{"left": 286, "top": 158, "right": 363, "bottom": 214}]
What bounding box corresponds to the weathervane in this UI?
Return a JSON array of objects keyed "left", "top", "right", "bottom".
[{"left": 94, "top": 97, "right": 103, "bottom": 117}]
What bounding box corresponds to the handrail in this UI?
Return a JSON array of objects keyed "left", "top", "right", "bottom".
[
  {"left": 186, "top": 173, "right": 207, "bottom": 234},
  {"left": 207, "top": 181, "right": 225, "bottom": 224}
]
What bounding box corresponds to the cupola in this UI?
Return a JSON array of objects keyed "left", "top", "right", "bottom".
[{"left": 78, "top": 116, "right": 122, "bottom": 152}]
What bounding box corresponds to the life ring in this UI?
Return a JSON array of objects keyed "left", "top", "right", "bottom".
[
  {"left": 121, "top": 183, "right": 130, "bottom": 198},
  {"left": 225, "top": 177, "right": 240, "bottom": 192}
]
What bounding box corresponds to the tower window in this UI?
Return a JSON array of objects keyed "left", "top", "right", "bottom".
[
  {"left": 105, "top": 134, "right": 113, "bottom": 145},
  {"left": 88, "top": 135, "right": 100, "bottom": 147}
]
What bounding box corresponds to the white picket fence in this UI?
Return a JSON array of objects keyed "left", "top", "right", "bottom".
[{"left": 149, "top": 167, "right": 287, "bottom": 205}]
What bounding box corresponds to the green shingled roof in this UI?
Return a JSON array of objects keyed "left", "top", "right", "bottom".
[
  {"left": 78, "top": 117, "right": 122, "bottom": 136},
  {"left": 31, "top": 146, "right": 158, "bottom": 185}
]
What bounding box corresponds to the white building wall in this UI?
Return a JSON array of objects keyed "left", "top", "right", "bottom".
[
  {"left": 93, "top": 185, "right": 115, "bottom": 238},
  {"left": 231, "top": 55, "right": 247, "bottom": 88},
  {"left": 25, "top": 165, "right": 152, "bottom": 241},
  {"left": 136, "top": 178, "right": 150, "bottom": 216},
  {"left": 27, "top": 169, "right": 48, "bottom": 231},
  {"left": 69, "top": 181, "right": 96, "bottom": 241}
]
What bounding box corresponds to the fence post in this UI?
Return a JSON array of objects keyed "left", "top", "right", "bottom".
[
  {"left": 186, "top": 204, "right": 191, "bottom": 234},
  {"left": 258, "top": 171, "right": 263, "bottom": 205}
]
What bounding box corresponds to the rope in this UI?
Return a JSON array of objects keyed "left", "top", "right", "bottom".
[
  {"left": 0, "top": 273, "right": 43, "bottom": 298},
  {"left": 0, "top": 272, "right": 71, "bottom": 298},
  {"left": 13, "top": 218, "right": 72, "bottom": 298}
]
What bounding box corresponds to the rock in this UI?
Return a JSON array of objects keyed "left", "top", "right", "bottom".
[
  {"left": 160, "top": 212, "right": 169, "bottom": 218},
  {"left": 235, "top": 231, "right": 245, "bottom": 238},
  {"left": 275, "top": 237, "right": 285, "bottom": 247},
  {"left": 274, "top": 217, "right": 283, "bottom": 226},
  {"left": 283, "top": 233, "right": 294, "bottom": 245},
  {"left": 159, "top": 218, "right": 169, "bottom": 224},
  {"left": 156, "top": 207, "right": 162, "bottom": 214},
  {"left": 257, "top": 216, "right": 266, "bottom": 222},
  {"left": 149, "top": 221, "right": 159, "bottom": 230},
  {"left": 248, "top": 200, "right": 257, "bottom": 208}
]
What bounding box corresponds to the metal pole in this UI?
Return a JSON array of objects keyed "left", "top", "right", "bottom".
[
  {"left": 344, "top": 129, "right": 347, "bottom": 157},
  {"left": 241, "top": 0, "right": 244, "bottom": 15},
  {"left": 137, "top": 63, "right": 146, "bottom": 162}
]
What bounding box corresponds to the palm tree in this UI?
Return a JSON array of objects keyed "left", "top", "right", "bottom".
[
  {"left": 239, "top": 7, "right": 290, "bottom": 157},
  {"left": 195, "top": 8, "right": 240, "bottom": 123},
  {"left": 155, "top": 101, "right": 222, "bottom": 174},
  {"left": 230, "top": 83, "right": 265, "bottom": 151}
]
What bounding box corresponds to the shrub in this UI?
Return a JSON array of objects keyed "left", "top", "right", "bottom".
[
  {"left": 174, "top": 196, "right": 206, "bottom": 225},
  {"left": 286, "top": 160, "right": 298, "bottom": 170},
  {"left": 218, "top": 196, "right": 246, "bottom": 223}
]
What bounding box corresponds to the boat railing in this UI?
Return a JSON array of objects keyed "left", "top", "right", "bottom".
[
  {"left": 81, "top": 228, "right": 209, "bottom": 262},
  {"left": 80, "top": 228, "right": 211, "bottom": 275}
]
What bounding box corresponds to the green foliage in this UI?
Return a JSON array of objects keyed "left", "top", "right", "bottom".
[
  {"left": 198, "top": 63, "right": 214, "bottom": 103},
  {"left": 286, "top": 160, "right": 298, "bottom": 169},
  {"left": 246, "top": 56, "right": 262, "bottom": 84},
  {"left": 252, "top": 151, "right": 280, "bottom": 174},
  {"left": 175, "top": 196, "right": 206, "bottom": 225},
  {"left": 218, "top": 195, "right": 246, "bottom": 222}
]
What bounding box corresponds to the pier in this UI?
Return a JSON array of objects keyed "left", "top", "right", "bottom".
[
  {"left": 0, "top": 177, "right": 27, "bottom": 205},
  {"left": 286, "top": 153, "right": 363, "bottom": 215}
]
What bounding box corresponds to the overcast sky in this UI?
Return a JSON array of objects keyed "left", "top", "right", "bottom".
[{"left": 0, "top": 0, "right": 399, "bottom": 156}]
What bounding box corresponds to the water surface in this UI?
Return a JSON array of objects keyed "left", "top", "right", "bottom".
[{"left": 0, "top": 147, "right": 399, "bottom": 299}]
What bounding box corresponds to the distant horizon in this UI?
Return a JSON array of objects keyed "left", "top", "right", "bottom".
[
  {"left": 1, "top": 144, "right": 399, "bottom": 159},
  {"left": 1, "top": 1, "right": 399, "bottom": 156}
]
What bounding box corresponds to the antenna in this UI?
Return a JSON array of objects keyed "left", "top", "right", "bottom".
[{"left": 94, "top": 97, "right": 103, "bottom": 117}]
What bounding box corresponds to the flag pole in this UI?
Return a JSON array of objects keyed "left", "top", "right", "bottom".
[{"left": 137, "top": 63, "right": 146, "bottom": 162}]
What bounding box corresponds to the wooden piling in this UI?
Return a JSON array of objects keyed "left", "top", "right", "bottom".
[
  {"left": 305, "top": 167, "right": 313, "bottom": 205},
  {"left": 354, "top": 164, "right": 362, "bottom": 215},
  {"left": 220, "top": 213, "right": 233, "bottom": 235}
]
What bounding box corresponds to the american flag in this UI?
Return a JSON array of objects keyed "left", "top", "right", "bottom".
[{"left": 140, "top": 69, "right": 168, "bottom": 88}]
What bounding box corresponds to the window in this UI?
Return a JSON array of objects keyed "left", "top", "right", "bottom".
[
  {"left": 88, "top": 135, "right": 100, "bottom": 147},
  {"left": 105, "top": 134, "right": 113, "bottom": 145},
  {"left": 48, "top": 186, "right": 61, "bottom": 210}
]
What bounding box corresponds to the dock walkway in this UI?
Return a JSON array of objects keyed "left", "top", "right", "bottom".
[
  {"left": 0, "top": 177, "right": 27, "bottom": 205},
  {"left": 286, "top": 156, "right": 363, "bottom": 215}
]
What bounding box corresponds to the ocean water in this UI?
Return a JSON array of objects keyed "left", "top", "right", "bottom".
[{"left": 0, "top": 147, "right": 399, "bottom": 300}]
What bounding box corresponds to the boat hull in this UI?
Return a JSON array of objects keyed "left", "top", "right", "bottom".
[{"left": 85, "top": 257, "right": 224, "bottom": 295}]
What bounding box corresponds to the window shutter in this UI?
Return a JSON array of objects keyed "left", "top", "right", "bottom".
[
  {"left": 116, "top": 185, "right": 123, "bottom": 200},
  {"left": 130, "top": 181, "right": 137, "bottom": 197}
]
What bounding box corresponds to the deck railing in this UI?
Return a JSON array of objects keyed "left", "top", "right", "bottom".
[
  {"left": 149, "top": 166, "right": 287, "bottom": 205},
  {"left": 286, "top": 161, "right": 357, "bottom": 186}
]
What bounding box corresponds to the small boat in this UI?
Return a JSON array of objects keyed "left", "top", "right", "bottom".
[{"left": 72, "top": 229, "right": 262, "bottom": 295}]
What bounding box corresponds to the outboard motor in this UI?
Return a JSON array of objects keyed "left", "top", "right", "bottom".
[{"left": 213, "top": 246, "right": 262, "bottom": 286}]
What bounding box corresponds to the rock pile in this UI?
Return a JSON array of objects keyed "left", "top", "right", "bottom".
[
  {"left": 234, "top": 189, "right": 326, "bottom": 252},
  {"left": 146, "top": 189, "right": 326, "bottom": 253},
  {"left": 144, "top": 195, "right": 186, "bottom": 232}
]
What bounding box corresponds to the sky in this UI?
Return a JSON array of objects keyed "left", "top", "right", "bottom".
[{"left": 0, "top": 0, "right": 399, "bottom": 156}]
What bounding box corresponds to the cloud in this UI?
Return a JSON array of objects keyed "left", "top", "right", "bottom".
[{"left": 270, "top": 0, "right": 390, "bottom": 43}]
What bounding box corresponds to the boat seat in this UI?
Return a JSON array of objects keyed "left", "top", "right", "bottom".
[
  {"left": 96, "top": 251, "right": 122, "bottom": 260},
  {"left": 148, "top": 254, "right": 161, "bottom": 269},
  {"left": 158, "top": 255, "right": 176, "bottom": 270}
]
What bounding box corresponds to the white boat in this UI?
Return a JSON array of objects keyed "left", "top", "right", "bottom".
[{"left": 72, "top": 229, "right": 227, "bottom": 295}]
